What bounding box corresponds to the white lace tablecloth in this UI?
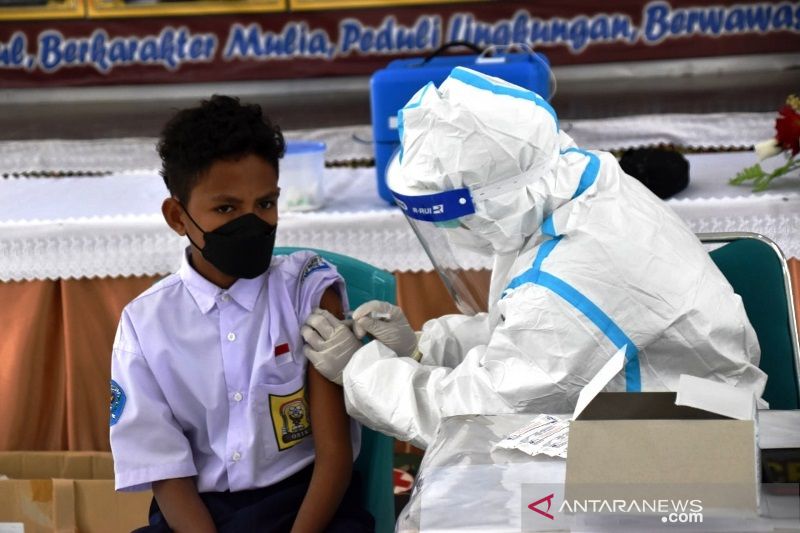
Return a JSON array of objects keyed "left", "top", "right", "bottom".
[
  {"left": 2, "top": 113, "right": 798, "bottom": 281},
  {"left": 0, "top": 113, "right": 775, "bottom": 173}
]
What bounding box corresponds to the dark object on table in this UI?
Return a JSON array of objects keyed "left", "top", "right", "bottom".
[
  {"left": 619, "top": 148, "right": 690, "bottom": 199},
  {"left": 761, "top": 448, "right": 800, "bottom": 484}
]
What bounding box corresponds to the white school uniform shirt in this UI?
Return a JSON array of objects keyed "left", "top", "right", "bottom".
[{"left": 110, "top": 250, "right": 360, "bottom": 492}]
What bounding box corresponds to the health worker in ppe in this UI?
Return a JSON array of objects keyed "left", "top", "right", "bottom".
[{"left": 301, "top": 66, "right": 767, "bottom": 449}]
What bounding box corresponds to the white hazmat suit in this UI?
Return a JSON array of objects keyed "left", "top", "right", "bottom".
[{"left": 341, "top": 67, "right": 767, "bottom": 449}]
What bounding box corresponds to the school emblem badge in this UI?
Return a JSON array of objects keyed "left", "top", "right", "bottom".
[
  {"left": 301, "top": 255, "right": 330, "bottom": 280},
  {"left": 109, "top": 380, "right": 126, "bottom": 426},
  {"left": 269, "top": 387, "right": 311, "bottom": 450}
]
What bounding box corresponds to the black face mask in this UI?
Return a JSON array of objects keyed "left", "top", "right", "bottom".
[{"left": 182, "top": 207, "right": 277, "bottom": 279}]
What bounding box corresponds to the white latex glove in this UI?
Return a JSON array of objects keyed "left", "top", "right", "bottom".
[
  {"left": 352, "top": 300, "right": 420, "bottom": 359},
  {"left": 301, "top": 308, "right": 362, "bottom": 385}
]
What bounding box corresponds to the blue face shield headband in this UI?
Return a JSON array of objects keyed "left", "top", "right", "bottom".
[{"left": 391, "top": 187, "right": 476, "bottom": 223}]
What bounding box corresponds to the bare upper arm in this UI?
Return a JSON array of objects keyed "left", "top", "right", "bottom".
[{"left": 318, "top": 286, "right": 344, "bottom": 319}]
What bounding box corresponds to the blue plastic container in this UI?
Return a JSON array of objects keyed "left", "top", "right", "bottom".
[{"left": 370, "top": 51, "right": 551, "bottom": 204}]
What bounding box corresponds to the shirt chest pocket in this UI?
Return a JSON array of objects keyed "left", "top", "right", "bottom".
[{"left": 252, "top": 374, "right": 311, "bottom": 453}]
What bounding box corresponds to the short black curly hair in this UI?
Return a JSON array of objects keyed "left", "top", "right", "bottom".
[{"left": 158, "top": 95, "right": 286, "bottom": 204}]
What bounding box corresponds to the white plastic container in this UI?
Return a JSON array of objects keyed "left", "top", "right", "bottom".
[{"left": 279, "top": 140, "right": 326, "bottom": 212}]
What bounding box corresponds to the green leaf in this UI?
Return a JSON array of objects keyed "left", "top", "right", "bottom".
[
  {"left": 729, "top": 163, "right": 766, "bottom": 185},
  {"left": 733, "top": 156, "right": 800, "bottom": 191}
]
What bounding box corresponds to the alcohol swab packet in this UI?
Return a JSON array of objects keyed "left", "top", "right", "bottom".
[
  {"left": 495, "top": 414, "right": 570, "bottom": 459},
  {"left": 495, "top": 414, "right": 559, "bottom": 447}
]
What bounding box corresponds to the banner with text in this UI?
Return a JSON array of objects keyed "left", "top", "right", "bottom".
[{"left": 1, "top": 0, "right": 798, "bottom": 88}]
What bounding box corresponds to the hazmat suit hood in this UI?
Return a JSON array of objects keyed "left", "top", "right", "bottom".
[{"left": 395, "top": 66, "right": 575, "bottom": 256}]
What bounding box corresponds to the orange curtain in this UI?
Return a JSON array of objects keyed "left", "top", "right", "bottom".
[
  {"left": 1, "top": 276, "right": 159, "bottom": 451},
  {"left": 1, "top": 280, "right": 66, "bottom": 451}
]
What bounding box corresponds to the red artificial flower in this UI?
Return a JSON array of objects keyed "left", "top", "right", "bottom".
[
  {"left": 730, "top": 94, "right": 800, "bottom": 191},
  {"left": 775, "top": 102, "right": 800, "bottom": 156}
]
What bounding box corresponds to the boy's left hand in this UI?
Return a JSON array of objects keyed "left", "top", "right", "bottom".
[{"left": 301, "top": 308, "right": 362, "bottom": 385}]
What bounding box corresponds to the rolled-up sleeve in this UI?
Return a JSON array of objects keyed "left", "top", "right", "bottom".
[
  {"left": 293, "top": 252, "right": 349, "bottom": 319},
  {"left": 110, "top": 311, "right": 197, "bottom": 492}
]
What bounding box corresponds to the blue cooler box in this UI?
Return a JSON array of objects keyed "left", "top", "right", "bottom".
[{"left": 370, "top": 51, "right": 551, "bottom": 204}]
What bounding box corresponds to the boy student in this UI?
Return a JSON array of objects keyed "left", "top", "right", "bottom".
[{"left": 109, "top": 95, "right": 373, "bottom": 532}]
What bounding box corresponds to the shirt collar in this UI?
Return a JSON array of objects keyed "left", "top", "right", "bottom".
[
  {"left": 178, "top": 249, "right": 266, "bottom": 314},
  {"left": 226, "top": 272, "right": 265, "bottom": 312}
]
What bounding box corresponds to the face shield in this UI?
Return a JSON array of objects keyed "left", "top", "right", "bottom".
[{"left": 387, "top": 152, "right": 491, "bottom": 315}]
